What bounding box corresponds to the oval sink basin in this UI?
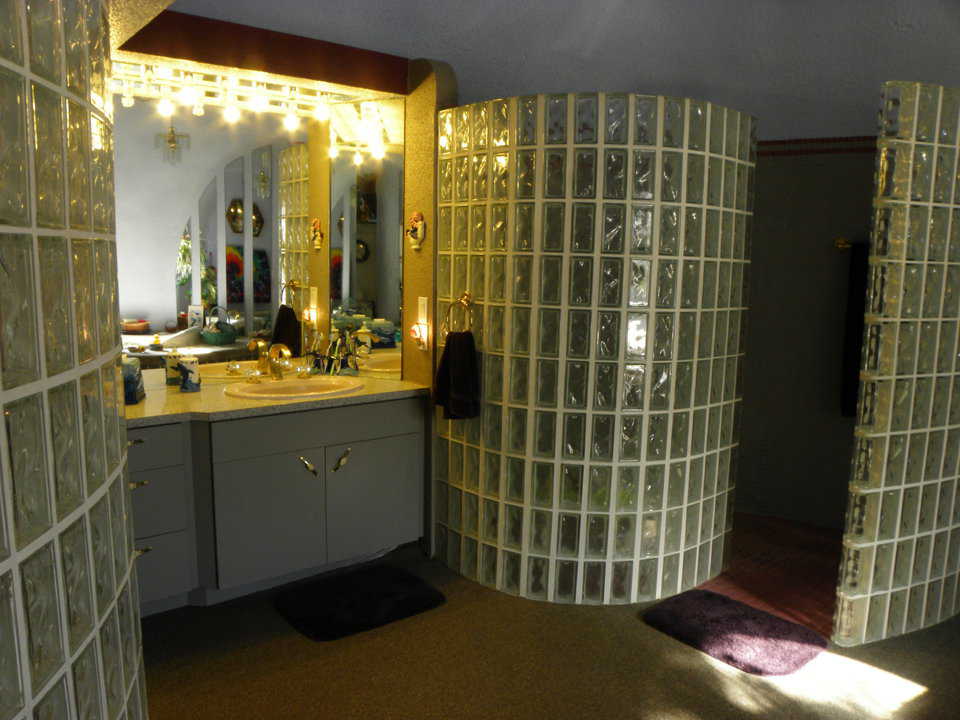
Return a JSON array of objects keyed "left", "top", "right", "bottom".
[
  {"left": 224, "top": 376, "right": 364, "bottom": 400},
  {"left": 359, "top": 350, "right": 401, "bottom": 375}
]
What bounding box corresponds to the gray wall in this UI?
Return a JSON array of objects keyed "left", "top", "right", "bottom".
[
  {"left": 172, "top": 0, "right": 960, "bottom": 139},
  {"left": 736, "top": 147, "right": 874, "bottom": 529},
  {"left": 114, "top": 100, "right": 303, "bottom": 328}
]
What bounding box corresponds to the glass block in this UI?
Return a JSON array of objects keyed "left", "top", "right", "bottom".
[
  {"left": 647, "top": 414, "right": 668, "bottom": 460},
  {"left": 586, "top": 515, "right": 608, "bottom": 558},
  {"left": 537, "top": 359, "right": 559, "bottom": 407},
  {"left": 33, "top": 82, "right": 66, "bottom": 228},
  {"left": 654, "top": 313, "right": 674, "bottom": 360},
  {"left": 516, "top": 150, "right": 536, "bottom": 198},
  {"left": 569, "top": 203, "right": 595, "bottom": 252},
  {"left": 621, "top": 364, "right": 645, "bottom": 409},
  {"left": 661, "top": 152, "right": 682, "bottom": 203},
  {"left": 0, "top": 572, "right": 24, "bottom": 718},
  {"left": 659, "top": 206, "right": 680, "bottom": 257},
  {"left": 37, "top": 237, "right": 77, "bottom": 375},
  {"left": 605, "top": 93, "right": 628, "bottom": 144},
  {"left": 543, "top": 203, "right": 565, "bottom": 252},
  {"left": 438, "top": 158, "right": 452, "bottom": 201},
  {"left": 620, "top": 416, "right": 642, "bottom": 461},
  {"left": 0, "top": 68, "right": 29, "bottom": 226},
  {"left": 596, "top": 257, "right": 623, "bottom": 308},
  {"left": 565, "top": 361, "right": 588, "bottom": 409},
  {"left": 575, "top": 93, "right": 598, "bottom": 143},
  {"left": 532, "top": 464, "right": 553, "bottom": 508},
  {"left": 472, "top": 102, "right": 488, "bottom": 150},
  {"left": 596, "top": 311, "right": 619, "bottom": 359},
  {"left": 513, "top": 255, "right": 532, "bottom": 303},
  {"left": 591, "top": 415, "right": 614, "bottom": 461},
  {"left": 631, "top": 205, "right": 653, "bottom": 254},
  {"left": 656, "top": 260, "right": 677, "bottom": 308},
  {"left": 101, "top": 608, "right": 124, "bottom": 719},
  {"left": 594, "top": 362, "right": 616, "bottom": 410},
  {"left": 663, "top": 97, "right": 683, "bottom": 147},
  {"left": 507, "top": 407, "right": 526, "bottom": 453},
  {"left": 563, "top": 414, "right": 586, "bottom": 460},
  {"left": 533, "top": 411, "right": 555, "bottom": 458},
  {"left": 90, "top": 493, "right": 114, "bottom": 615},
  {"left": 0, "top": 234, "right": 40, "bottom": 388},
  {"left": 517, "top": 95, "right": 537, "bottom": 145},
  {"left": 602, "top": 205, "right": 624, "bottom": 254},
  {"left": 546, "top": 94, "right": 567, "bottom": 144},
  {"left": 21, "top": 542, "right": 64, "bottom": 689},
  {"left": 80, "top": 370, "right": 106, "bottom": 492},
  {"left": 567, "top": 310, "right": 591, "bottom": 358},
  {"left": 0, "top": 0, "right": 22, "bottom": 63},
  {"left": 625, "top": 312, "right": 648, "bottom": 359},
  {"left": 60, "top": 516, "right": 94, "bottom": 653},
  {"left": 934, "top": 148, "right": 956, "bottom": 203},
  {"left": 7, "top": 393, "right": 52, "bottom": 549},
  {"left": 555, "top": 560, "right": 577, "bottom": 602},
  {"left": 707, "top": 156, "right": 723, "bottom": 207},
  {"left": 539, "top": 308, "right": 560, "bottom": 356},
  {"left": 491, "top": 153, "right": 509, "bottom": 199},
  {"left": 688, "top": 100, "right": 707, "bottom": 150},
  {"left": 66, "top": 101, "right": 92, "bottom": 230},
  {"left": 604, "top": 149, "right": 627, "bottom": 199},
  {"left": 557, "top": 513, "right": 580, "bottom": 556},
  {"left": 481, "top": 499, "right": 498, "bottom": 542},
  {"left": 574, "top": 149, "right": 597, "bottom": 198},
  {"left": 27, "top": 0, "right": 63, "bottom": 83},
  {"left": 544, "top": 148, "right": 566, "bottom": 198},
  {"left": 569, "top": 257, "right": 593, "bottom": 306},
  {"left": 527, "top": 556, "right": 548, "bottom": 599},
  {"left": 72, "top": 239, "right": 97, "bottom": 362},
  {"left": 588, "top": 467, "right": 611, "bottom": 511},
  {"left": 641, "top": 512, "right": 661, "bottom": 557},
  {"left": 504, "top": 504, "right": 524, "bottom": 549},
  {"left": 437, "top": 255, "right": 451, "bottom": 298},
  {"left": 491, "top": 99, "right": 509, "bottom": 147},
  {"left": 634, "top": 95, "right": 658, "bottom": 145}
]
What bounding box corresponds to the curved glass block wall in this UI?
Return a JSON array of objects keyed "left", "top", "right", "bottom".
[
  {"left": 835, "top": 81, "right": 960, "bottom": 646},
  {"left": 0, "top": 1, "right": 146, "bottom": 718},
  {"left": 434, "top": 93, "right": 755, "bottom": 603}
]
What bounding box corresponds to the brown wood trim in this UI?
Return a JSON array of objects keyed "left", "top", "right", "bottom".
[
  {"left": 759, "top": 135, "right": 876, "bottom": 147},
  {"left": 120, "top": 10, "right": 409, "bottom": 95}
]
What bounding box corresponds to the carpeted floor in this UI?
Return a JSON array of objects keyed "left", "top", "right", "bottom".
[
  {"left": 142, "top": 544, "right": 960, "bottom": 720},
  {"left": 700, "top": 512, "right": 843, "bottom": 637}
]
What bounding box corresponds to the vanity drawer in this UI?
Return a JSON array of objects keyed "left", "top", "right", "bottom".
[
  {"left": 135, "top": 531, "right": 196, "bottom": 605},
  {"left": 127, "top": 423, "right": 184, "bottom": 471},
  {"left": 210, "top": 397, "right": 426, "bottom": 463},
  {"left": 130, "top": 466, "right": 189, "bottom": 539}
]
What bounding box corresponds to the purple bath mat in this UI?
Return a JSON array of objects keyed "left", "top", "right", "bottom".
[{"left": 643, "top": 589, "right": 828, "bottom": 676}]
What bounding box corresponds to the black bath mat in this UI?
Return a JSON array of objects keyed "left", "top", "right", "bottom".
[
  {"left": 643, "top": 589, "right": 827, "bottom": 675},
  {"left": 275, "top": 564, "right": 445, "bottom": 641}
]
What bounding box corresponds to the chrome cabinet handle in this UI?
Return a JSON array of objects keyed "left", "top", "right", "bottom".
[
  {"left": 127, "top": 438, "right": 144, "bottom": 447},
  {"left": 331, "top": 447, "right": 352, "bottom": 473},
  {"left": 134, "top": 547, "right": 153, "bottom": 558},
  {"left": 299, "top": 456, "right": 319, "bottom": 477},
  {"left": 128, "top": 479, "right": 150, "bottom": 490}
]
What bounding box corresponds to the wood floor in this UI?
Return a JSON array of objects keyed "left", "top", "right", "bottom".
[{"left": 700, "top": 512, "right": 843, "bottom": 638}]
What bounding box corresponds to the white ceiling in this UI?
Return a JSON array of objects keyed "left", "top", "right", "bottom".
[{"left": 169, "top": 0, "right": 960, "bottom": 140}]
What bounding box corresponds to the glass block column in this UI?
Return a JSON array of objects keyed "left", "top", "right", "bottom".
[
  {"left": 0, "top": 1, "right": 147, "bottom": 718},
  {"left": 434, "top": 94, "right": 755, "bottom": 604},
  {"left": 835, "top": 81, "right": 960, "bottom": 646}
]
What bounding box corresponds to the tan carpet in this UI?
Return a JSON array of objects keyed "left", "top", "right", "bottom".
[{"left": 142, "top": 547, "right": 959, "bottom": 720}]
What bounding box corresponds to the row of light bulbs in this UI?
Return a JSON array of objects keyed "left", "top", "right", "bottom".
[{"left": 112, "top": 61, "right": 393, "bottom": 162}]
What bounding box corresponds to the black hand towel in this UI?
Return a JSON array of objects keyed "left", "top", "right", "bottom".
[
  {"left": 271, "top": 304, "right": 302, "bottom": 356},
  {"left": 435, "top": 331, "right": 481, "bottom": 419}
]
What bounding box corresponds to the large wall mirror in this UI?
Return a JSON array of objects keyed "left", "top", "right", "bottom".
[{"left": 114, "top": 94, "right": 404, "bottom": 366}]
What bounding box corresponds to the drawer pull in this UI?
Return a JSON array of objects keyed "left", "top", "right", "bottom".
[
  {"left": 135, "top": 547, "right": 153, "bottom": 558},
  {"left": 128, "top": 438, "right": 145, "bottom": 447},
  {"left": 128, "top": 479, "right": 150, "bottom": 490},
  {"left": 299, "top": 456, "right": 319, "bottom": 477},
  {"left": 331, "top": 447, "right": 352, "bottom": 473}
]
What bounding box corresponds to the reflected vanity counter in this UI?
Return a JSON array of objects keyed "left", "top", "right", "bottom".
[{"left": 125, "top": 368, "right": 429, "bottom": 616}]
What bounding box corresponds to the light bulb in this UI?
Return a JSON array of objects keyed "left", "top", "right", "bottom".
[
  {"left": 223, "top": 104, "right": 240, "bottom": 123},
  {"left": 179, "top": 84, "right": 199, "bottom": 106},
  {"left": 120, "top": 94, "right": 134, "bottom": 108},
  {"left": 353, "top": 150, "right": 363, "bottom": 166},
  {"left": 370, "top": 143, "right": 385, "bottom": 160},
  {"left": 313, "top": 101, "right": 330, "bottom": 122},
  {"left": 327, "top": 142, "right": 339, "bottom": 159},
  {"left": 157, "top": 97, "right": 175, "bottom": 117},
  {"left": 250, "top": 86, "right": 268, "bottom": 112},
  {"left": 192, "top": 103, "right": 205, "bottom": 117},
  {"left": 283, "top": 111, "right": 300, "bottom": 132}
]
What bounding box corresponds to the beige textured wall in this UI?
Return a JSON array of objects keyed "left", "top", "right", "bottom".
[{"left": 401, "top": 60, "right": 457, "bottom": 385}]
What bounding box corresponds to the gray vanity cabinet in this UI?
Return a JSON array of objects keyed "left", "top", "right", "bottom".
[
  {"left": 213, "top": 448, "right": 328, "bottom": 589},
  {"left": 326, "top": 433, "right": 422, "bottom": 563}
]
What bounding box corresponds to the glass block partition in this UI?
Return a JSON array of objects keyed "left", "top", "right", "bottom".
[
  {"left": 835, "top": 81, "right": 960, "bottom": 646},
  {"left": 0, "top": 1, "right": 147, "bottom": 718},
  {"left": 434, "top": 93, "right": 755, "bottom": 603}
]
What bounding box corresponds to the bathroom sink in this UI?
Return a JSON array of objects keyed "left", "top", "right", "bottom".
[
  {"left": 223, "top": 376, "right": 364, "bottom": 400},
  {"left": 359, "top": 349, "right": 401, "bottom": 376}
]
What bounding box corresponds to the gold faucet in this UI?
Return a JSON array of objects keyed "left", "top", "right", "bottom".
[
  {"left": 247, "top": 338, "right": 270, "bottom": 374},
  {"left": 268, "top": 343, "right": 292, "bottom": 380}
]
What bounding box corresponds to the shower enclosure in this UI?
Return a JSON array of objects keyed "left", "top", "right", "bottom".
[
  {"left": 434, "top": 93, "right": 755, "bottom": 603},
  {"left": 835, "top": 80, "right": 960, "bottom": 645}
]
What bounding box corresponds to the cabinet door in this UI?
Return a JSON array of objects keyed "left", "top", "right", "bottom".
[
  {"left": 326, "top": 433, "right": 423, "bottom": 564},
  {"left": 213, "top": 448, "right": 326, "bottom": 589}
]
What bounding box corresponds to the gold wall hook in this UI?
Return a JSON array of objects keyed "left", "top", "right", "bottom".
[{"left": 834, "top": 236, "right": 852, "bottom": 250}]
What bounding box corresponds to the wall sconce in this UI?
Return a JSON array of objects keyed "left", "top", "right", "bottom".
[
  {"left": 407, "top": 211, "right": 426, "bottom": 251},
  {"left": 302, "top": 306, "right": 319, "bottom": 329},
  {"left": 409, "top": 322, "right": 429, "bottom": 351}
]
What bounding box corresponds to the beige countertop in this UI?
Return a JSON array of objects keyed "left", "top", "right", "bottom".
[{"left": 126, "top": 368, "right": 430, "bottom": 428}]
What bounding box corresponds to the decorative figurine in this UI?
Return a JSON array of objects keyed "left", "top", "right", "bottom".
[
  {"left": 407, "top": 211, "right": 426, "bottom": 251},
  {"left": 175, "top": 356, "right": 202, "bottom": 392},
  {"left": 311, "top": 217, "right": 324, "bottom": 251}
]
